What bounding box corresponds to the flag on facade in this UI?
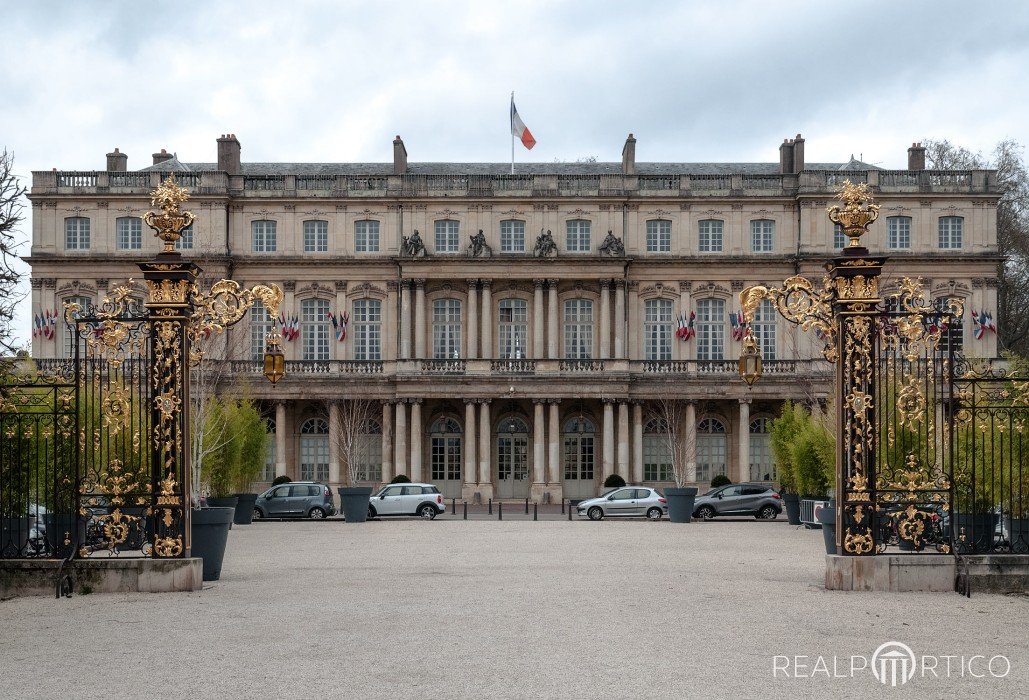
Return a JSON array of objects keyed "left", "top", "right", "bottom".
[
  {"left": 32, "top": 313, "right": 40, "bottom": 338},
  {"left": 328, "top": 311, "right": 349, "bottom": 342},
  {"left": 729, "top": 310, "right": 747, "bottom": 341},
  {"left": 972, "top": 310, "right": 996, "bottom": 340},
  {"left": 685, "top": 311, "right": 696, "bottom": 340},
  {"left": 510, "top": 95, "right": 536, "bottom": 150}
]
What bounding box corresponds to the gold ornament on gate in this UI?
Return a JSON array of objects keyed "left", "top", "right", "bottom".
[
  {"left": 827, "top": 180, "right": 880, "bottom": 248},
  {"left": 143, "top": 175, "right": 195, "bottom": 253}
]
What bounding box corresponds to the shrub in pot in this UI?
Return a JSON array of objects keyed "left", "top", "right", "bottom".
[
  {"left": 603, "top": 474, "right": 626, "bottom": 489},
  {"left": 390, "top": 474, "right": 411, "bottom": 484},
  {"left": 271, "top": 475, "right": 291, "bottom": 486},
  {"left": 226, "top": 401, "right": 271, "bottom": 525},
  {"left": 710, "top": 474, "right": 731, "bottom": 488},
  {"left": 770, "top": 401, "right": 804, "bottom": 525}
]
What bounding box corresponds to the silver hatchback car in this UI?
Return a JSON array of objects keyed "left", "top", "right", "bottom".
[{"left": 576, "top": 487, "right": 668, "bottom": 520}]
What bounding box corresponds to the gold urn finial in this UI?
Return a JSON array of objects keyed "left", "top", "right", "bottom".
[
  {"left": 143, "top": 175, "right": 196, "bottom": 253},
  {"left": 827, "top": 180, "right": 880, "bottom": 249}
]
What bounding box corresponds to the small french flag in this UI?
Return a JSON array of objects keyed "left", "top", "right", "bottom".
[{"left": 510, "top": 94, "right": 536, "bottom": 150}]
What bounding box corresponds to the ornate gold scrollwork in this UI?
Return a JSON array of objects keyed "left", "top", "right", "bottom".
[
  {"left": 740, "top": 275, "right": 837, "bottom": 361},
  {"left": 827, "top": 180, "right": 880, "bottom": 248},
  {"left": 143, "top": 176, "right": 195, "bottom": 253},
  {"left": 188, "top": 281, "right": 284, "bottom": 364},
  {"left": 844, "top": 528, "right": 875, "bottom": 554}
]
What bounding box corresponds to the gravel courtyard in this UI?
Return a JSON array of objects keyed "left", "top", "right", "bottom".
[{"left": 2, "top": 518, "right": 1027, "bottom": 699}]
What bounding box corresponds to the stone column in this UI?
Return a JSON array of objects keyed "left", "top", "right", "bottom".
[
  {"left": 466, "top": 279, "right": 479, "bottom": 359},
  {"left": 602, "top": 399, "right": 615, "bottom": 481},
  {"left": 328, "top": 401, "right": 341, "bottom": 484},
  {"left": 414, "top": 279, "right": 426, "bottom": 359},
  {"left": 626, "top": 281, "right": 640, "bottom": 362},
  {"left": 399, "top": 280, "right": 412, "bottom": 359},
  {"left": 685, "top": 400, "right": 697, "bottom": 482},
  {"left": 632, "top": 401, "right": 644, "bottom": 484},
  {"left": 547, "top": 399, "right": 561, "bottom": 485},
  {"left": 547, "top": 279, "right": 559, "bottom": 359},
  {"left": 533, "top": 399, "right": 546, "bottom": 485},
  {"left": 600, "top": 279, "right": 611, "bottom": 359},
  {"left": 478, "top": 399, "right": 491, "bottom": 486},
  {"left": 410, "top": 398, "right": 423, "bottom": 482},
  {"left": 464, "top": 399, "right": 477, "bottom": 488},
  {"left": 614, "top": 279, "right": 626, "bottom": 359},
  {"left": 381, "top": 401, "right": 394, "bottom": 484},
  {"left": 480, "top": 279, "right": 493, "bottom": 358},
  {"left": 738, "top": 398, "right": 751, "bottom": 484},
  {"left": 617, "top": 401, "right": 629, "bottom": 479},
  {"left": 395, "top": 400, "right": 408, "bottom": 477},
  {"left": 275, "top": 401, "right": 287, "bottom": 477},
  {"left": 533, "top": 279, "right": 545, "bottom": 359}
]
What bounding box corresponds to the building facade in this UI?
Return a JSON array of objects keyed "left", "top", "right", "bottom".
[{"left": 27, "top": 134, "right": 1002, "bottom": 501}]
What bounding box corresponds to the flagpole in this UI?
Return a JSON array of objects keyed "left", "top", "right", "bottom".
[{"left": 510, "top": 91, "right": 515, "bottom": 175}]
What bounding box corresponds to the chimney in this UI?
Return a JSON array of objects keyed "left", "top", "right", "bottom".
[
  {"left": 908, "top": 142, "right": 926, "bottom": 171},
  {"left": 792, "top": 133, "right": 805, "bottom": 173},
  {"left": 393, "top": 135, "right": 408, "bottom": 175},
  {"left": 152, "top": 148, "right": 174, "bottom": 166},
  {"left": 106, "top": 147, "right": 127, "bottom": 172},
  {"left": 621, "top": 133, "right": 637, "bottom": 175},
  {"left": 779, "top": 138, "right": 794, "bottom": 174},
  {"left": 217, "top": 133, "right": 242, "bottom": 175}
]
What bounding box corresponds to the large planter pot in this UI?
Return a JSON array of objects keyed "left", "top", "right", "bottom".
[
  {"left": 665, "top": 487, "right": 699, "bottom": 524},
  {"left": 338, "top": 487, "right": 373, "bottom": 523},
  {"left": 816, "top": 503, "right": 837, "bottom": 554},
  {"left": 1004, "top": 516, "right": 1029, "bottom": 551},
  {"left": 783, "top": 494, "right": 801, "bottom": 525},
  {"left": 206, "top": 497, "right": 239, "bottom": 530},
  {"left": 1, "top": 517, "right": 30, "bottom": 557},
  {"left": 190, "top": 507, "right": 234, "bottom": 581},
  {"left": 232, "top": 493, "right": 259, "bottom": 525},
  {"left": 43, "top": 514, "right": 86, "bottom": 558},
  {"left": 953, "top": 512, "right": 999, "bottom": 552}
]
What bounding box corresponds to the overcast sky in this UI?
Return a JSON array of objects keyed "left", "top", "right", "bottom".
[{"left": 4, "top": 0, "right": 1029, "bottom": 346}]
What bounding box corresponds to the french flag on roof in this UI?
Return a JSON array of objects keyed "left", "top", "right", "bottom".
[{"left": 510, "top": 94, "right": 536, "bottom": 150}]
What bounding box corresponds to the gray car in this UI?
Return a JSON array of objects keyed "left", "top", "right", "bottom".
[
  {"left": 253, "top": 482, "right": 337, "bottom": 520},
  {"left": 576, "top": 487, "right": 668, "bottom": 521},
  {"left": 693, "top": 483, "right": 782, "bottom": 520}
]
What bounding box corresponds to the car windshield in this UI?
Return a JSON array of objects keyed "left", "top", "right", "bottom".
[{"left": 702, "top": 488, "right": 723, "bottom": 497}]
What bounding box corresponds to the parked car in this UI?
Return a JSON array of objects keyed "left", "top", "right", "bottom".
[
  {"left": 253, "top": 482, "right": 336, "bottom": 520},
  {"left": 693, "top": 483, "right": 782, "bottom": 520},
  {"left": 576, "top": 487, "right": 667, "bottom": 521},
  {"left": 367, "top": 483, "right": 445, "bottom": 519}
]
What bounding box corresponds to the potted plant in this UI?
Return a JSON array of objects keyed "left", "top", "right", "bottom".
[
  {"left": 191, "top": 395, "right": 238, "bottom": 581},
  {"left": 331, "top": 399, "right": 377, "bottom": 523},
  {"left": 228, "top": 400, "right": 271, "bottom": 525},
  {"left": 710, "top": 474, "right": 731, "bottom": 488},
  {"left": 770, "top": 401, "right": 803, "bottom": 525},
  {"left": 651, "top": 399, "right": 698, "bottom": 523},
  {"left": 788, "top": 409, "right": 836, "bottom": 551},
  {"left": 603, "top": 474, "right": 626, "bottom": 490}
]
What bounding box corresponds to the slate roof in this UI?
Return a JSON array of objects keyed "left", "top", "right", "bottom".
[{"left": 139, "top": 156, "right": 193, "bottom": 172}]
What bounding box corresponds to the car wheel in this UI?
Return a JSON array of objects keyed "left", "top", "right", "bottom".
[
  {"left": 758, "top": 505, "right": 778, "bottom": 520},
  {"left": 368, "top": 506, "right": 377, "bottom": 519},
  {"left": 696, "top": 505, "right": 716, "bottom": 520},
  {"left": 587, "top": 506, "right": 603, "bottom": 521},
  {"left": 308, "top": 507, "right": 326, "bottom": 520},
  {"left": 252, "top": 508, "right": 263, "bottom": 521},
  {"left": 646, "top": 507, "right": 662, "bottom": 521},
  {"left": 418, "top": 504, "right": 437, "bottom": 520}
]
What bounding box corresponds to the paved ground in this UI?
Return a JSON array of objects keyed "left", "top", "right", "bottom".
[{"left": 2, "top": 518, "right": 1027, "bottom": 699}]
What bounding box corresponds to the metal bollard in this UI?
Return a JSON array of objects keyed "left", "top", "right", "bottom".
[
  {"left": 568, "top": 502, "right": 572, "bottom": 521},
  {"left": 533, "top": 502, "right": 538, "bottom": 521},
  {"left": 452, "top": 498, "right": 456, "bottom": 515},
  {"left": 561, "top": 499, "right": 565, "bottom": 514},
  {"left": 525, "top": 497, "right": 529, "bottom": 514},
  {"left": 463, "top": 501, "right": 467, "bottom": 520},
  {"left": 498, "top": 502, "right": 503, "bottom": 520},
  {"left": 488, "top": 498, "right": 492, "bottom": 515}
]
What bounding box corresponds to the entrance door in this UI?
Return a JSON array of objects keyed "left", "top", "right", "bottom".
[
  {"left": 497, "top": 416, "right": 529, "bottom": 499},
  {"left": 563, "top": 416, "right": 596, "bottom": 500},
  {"left": 429, "top": 417, "right": 463, "bottom": 498}
]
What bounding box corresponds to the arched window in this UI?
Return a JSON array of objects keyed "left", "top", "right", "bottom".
[
  {"left": 65, "top": 217, "right": 90, "bottom": 250},
  {"left": 62, "top": 295, "right": 93, "bottom": 359},
  {"left": 752, "top": 299, "right": 777, "bottom": 360},
  {"left": 887, "top": 216, "right": 911, "bottom": 250},
  {"left": 498, "top": 299, "right": 528, "bottom": 358},
  {"left": 646, "top": 220, "right": 671, "bottom": 253},
  {"left": 751, "top": 219, "right": 774, "bottom": 253},
  {"left": 939, "top": 216, "right": 963, "bottom": 249},
  {"left": 435, "top": 220, "right": 460, "bottom": 253},
  {"left": 116, "top": 217, "right": 143, "bottom": 250},
  {"left": 303, "top": 220, "right": 328, "bottom": 253},
  {"left": 564, "top": 299, "right": 593, "bottom": 359},
  {"left": 353, "top": 299, "right": 382, "bottom": 360},
  {"left": 696, "top": 417, "right": 727, "bottom": 483},
  {"left": 497, "top": 416, "right": 529, "bottom": 493},
  {"left": 355, "top": 419, "right": 383, "bottom": 482},
  {"left": 299, "top": 417, "right": 329, "bottom": 482},
  {"left": 301, "top": 298, "right": 330, "bottom": 361},
  {"left": 696, "top": 298, "right": 725, "bottom": 361},
  {"left": 500, "top": 220, "right": 525, "bottom": 253},
  {"left": 566, "top": 219, "right": 591, "bottom": 253},
  {"left": 250, "top": 300, "right": 273, "bottom": 361},
  {"left": 563, "top": 416, "right": 595, "bottom": 482},
  {"left": 749, "top": 417, "right": 775, "bottom": 481},
  {"left": 644, "top": 299, "right": 673, "bottom": 360},
  {"left": 430, "top": 417, "right": 462, "bottom": 484},
  {"left": 252, "top": 220, "right": 277, "bottom": 252},
  {"left": 643, "top": 418, "right": 672, "bottom": 481},
  {"left": 698, "top": 219, "right": 723, "bottom": 253},
  {"left": 432, "top": 299, "right": 462, "bottom": 359}
]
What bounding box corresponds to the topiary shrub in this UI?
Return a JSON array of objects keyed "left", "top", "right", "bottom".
[
  {"left": 603, "top": 474, "right": 627, "bottom": 488},
  {"left": 710, "top": 474, "right": 732, "bottom": 488},
  {"left": 390, "top": 474, "right": 412, "bottom": 484},
  {"left": 271, "top": 475, "right": 291, "bottom": 486}
]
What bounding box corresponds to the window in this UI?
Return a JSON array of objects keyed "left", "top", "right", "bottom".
[
  {"left": 564, "top": 299, "right": 593, "bottom": 359},
  {"left": 498, "top": 299, "right": 528, "bottom": 358},
  {"left": 116, "top": 217, "right": 142, "bottom": 250},
  {"left": 938, "top": 305, "right": 964, "bottom": 355},
  {"left": 751, "top": 299, "right": 776, "bottom": 360},
  {"left": 356, "top": 419, "right": 383, "bottom": 482},
  {"left": 355, "top": 220, "right": 379, "bottom": 253},
  {"left": 62, "top": 295, "right": 93, "bottom": 358},
  {"left": 698, "top": 220, "right": 723, "bottom": 253},
  {"left": 643, "top": 418, "right": 672, "bottom": 481},
  {"left": 833, "top": 223, "right": 846, "bottom": 250},
  {"left": 696, "top": 298, "right": 725, "bottom": 361},
  {"left": 749, "top": 417, "right": 775, "bottom": 481},
  {"left": 751, "top": 220, "right": 773, "bottom": 253},
  {"left": 566, "top": 219, "right": 591, "bottom": 253},
  {"left": 644, "top": 299, "right": 673, "bottom": 360},
  {"left": 939, "top": 216, "right": 963, "bottom": 249},
  {"left": 301, "top": 298, "right": 330, "bottom": 361},
  {"left": 432, "top": 299, "right": 462, "bottom": 359},
  {"left": 435, "top": 220, "right": 460, "bottom": 253},
  {"left": 353, "top": 299, "right": 382, "bottom": 361},
  {"left": 500, "top": 220, "right": 525, "bottom": 253},
  {"left": 646, "top": 220, "right": 671, "bottom": 253},
  {"left": 250, "top": 300, "right": 274, "bottom": 361},
  {"left": 304, "top": 220, "right": 328, "bottom": 253},
  {"left": 299, "top": 418, "right": 329, "bottom": 482},
  {"left": 887, "top": 216, "right": 911, "bottom": 250},
  {"left": 563, "top": 416, "right": 595, "bottom": 481},
  {"left": 65, "top": 217, "right": 90, "bottom": 250},
  {"left": 430, "top": 417, "right": 462, "bottom": 482},
  {"left": 252, "top": 220, "right": 277, "bottom": 252},
  {"left": 262, "top": 418, "right": 276, "bottom": 481},
  {"left": 175, "top": 224, "right": 194, "bottom": 250},
  {"left": 696, "top": 417, "right": 727, "bottom": 483}
]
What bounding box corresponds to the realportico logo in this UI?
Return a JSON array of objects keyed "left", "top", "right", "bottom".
[{"left": 773, "top": 640, "right": 1011, "bottom": 687}]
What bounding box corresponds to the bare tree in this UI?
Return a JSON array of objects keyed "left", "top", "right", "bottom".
[
  {"left": 649, "top": 397, "right": 696, "bottom": 487},
  {"left": 0, "top": 149, "right": 27, "bottom": 356},
  {"left": 326, "top": 398, "right": 379, "bottom": 484}
]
